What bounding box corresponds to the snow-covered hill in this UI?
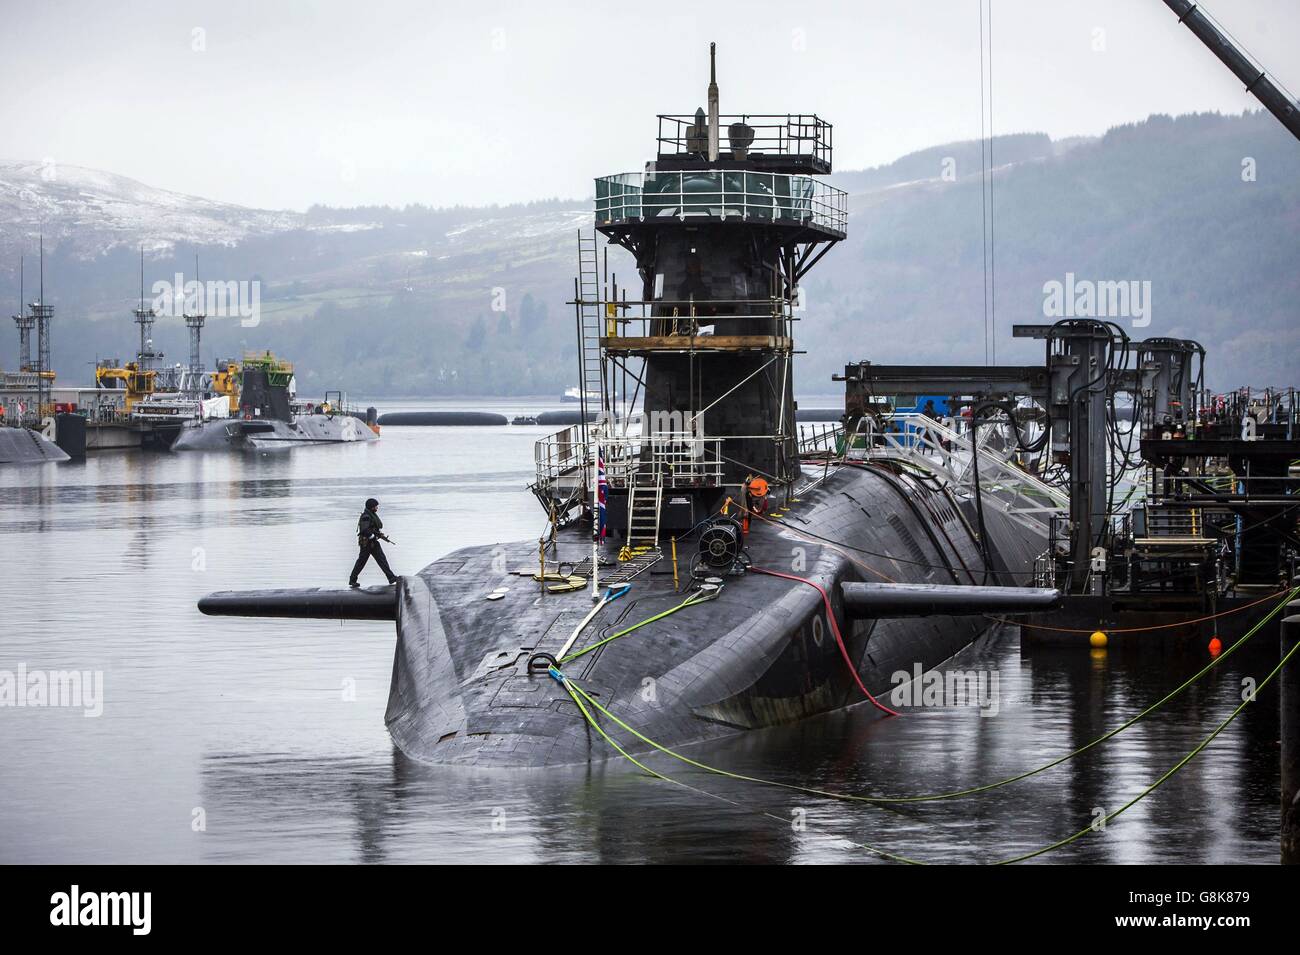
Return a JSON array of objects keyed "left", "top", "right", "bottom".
[{"left": 0, "top": 159, "right": 302, "bottom": 258}]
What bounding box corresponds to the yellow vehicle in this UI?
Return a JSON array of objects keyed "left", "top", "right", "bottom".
[
  {"left": 94, "top": 360, "right": 157, "bottom": 413},
  {"left": 210, "top": 360, "right": 241, "bottom": 414},
  {"left": 96, "top": 357, "right": 242, "bottom": 415}
]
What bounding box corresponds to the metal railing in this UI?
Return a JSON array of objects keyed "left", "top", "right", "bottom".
[
  {"left": 1149, "top": 473, "right": 1300, "bottom": 504},
  {"left": 798, "top": 422, "right": 845, "bottom": 455},
  {"left": 870, "top": 412, "right": 1068, "bottom": 533},
  {"left": 590, "top": 296, "right": 795, "bottom": 344},
  {"left": 595, "top": 170, "right": 847, "bottom": 235},
  {"left": 535, "top": 424, "right": 586, "bottom": 481},
  {"left": 1133, "top": 506, "right": 1216, "bottom": 540},
  {"left": 534, "top": 420, "right": 724, "bottom": 494},
  {"left": 656, "top": 114, "right": 833, "bottom": 169},
  {"left": 87, "top": 407, "right": 133, "bottom": 425},
  {"left": 600, "top": 432, "right": 724, "bottom": 489}
]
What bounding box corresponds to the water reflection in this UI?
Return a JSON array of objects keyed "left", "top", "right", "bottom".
[
  {"left": 0, "top": 399, "right": 1283, "bottom": 864},
  {"left": 188, "top": 624, "right": 1281, "bottom": 865}
]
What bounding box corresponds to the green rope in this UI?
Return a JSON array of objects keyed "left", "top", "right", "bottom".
[
  {"left": 552, "top": 586, "right": 1300, "bottom": 863},
  {"left": 557, "top": 672, "right": 923, "bottom": 865},
  {"left": 560, "top": 677, "right": 665, "bottom": 780},
  {"left": 569, "top": 586, "right": 1295, "bottom": 805},
  {"left": 559, "top": 590, "right": 714, "bottom": 664},
  {"left": 562, "top": 612, "right": 1300, "bottom": 864},
  {"left": 994, "top": 612, "right": 1300, "bottom": 864}
]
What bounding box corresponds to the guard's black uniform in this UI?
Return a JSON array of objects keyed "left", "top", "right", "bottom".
[{"left": 349, "top": 507, "right": 397, "bottom": 586}]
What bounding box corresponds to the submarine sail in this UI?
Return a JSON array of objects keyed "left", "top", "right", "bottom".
[{"left": 201, "top": 46, "right": 1056, "bottom": 767}]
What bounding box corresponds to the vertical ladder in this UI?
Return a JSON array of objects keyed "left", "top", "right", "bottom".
[
  {"left": 625, "top": 468, "right": 663, "bottom": 553},
  {"left": 575, "top": 230, "right": 604, "bottom": 450}
]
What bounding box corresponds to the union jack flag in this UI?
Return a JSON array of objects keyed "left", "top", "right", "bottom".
[{"left": 597, "top": 454, "right": 607, "bottom": 539}]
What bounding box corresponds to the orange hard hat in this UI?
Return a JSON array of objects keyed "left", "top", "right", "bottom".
[{"left": 747, "top": 477, "right": 769, "bottom": 497}]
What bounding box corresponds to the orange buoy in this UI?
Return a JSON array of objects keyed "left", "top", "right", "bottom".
[
  {"left": 1089, "top": 630, "right": 1108, "bottom": 648},
  {"left": 1208, "top": 636, "right": 1222, "bottom": 656}
]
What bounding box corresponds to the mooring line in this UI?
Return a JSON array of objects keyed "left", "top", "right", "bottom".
[
  {"left": 1002, "top": 585, "right": 1292, "bottom": 633},
  {"left": 559, "top": 588, "right": 717, "bottom": 665},
  {"left": 552, "top": 668, "right": 926, "bottom": 865},
  {"left": 558, "top": 587, "right": 1294, "bottom": 810},
  {"left": 557, "top": 611, "right": 1299, "bottom": 864},
  {"left": 993, "top": 618, "right": 1300, "bottom": 864}
]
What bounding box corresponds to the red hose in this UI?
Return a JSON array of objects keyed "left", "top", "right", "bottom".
[{"left": 750, "top": 566, "right": 900, "bottom": 717}]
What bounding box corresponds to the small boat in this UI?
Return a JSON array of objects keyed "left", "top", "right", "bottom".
[{"left": 561, "top": 386, "right": 599, "bottom": 404}]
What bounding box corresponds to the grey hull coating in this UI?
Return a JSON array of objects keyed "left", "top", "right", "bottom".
[
  {"left": 385, "top": 461, "right": 1044, "bottom": 767},
  {"left": 172, "top": 413, "right": 377, "bottom": 451}
]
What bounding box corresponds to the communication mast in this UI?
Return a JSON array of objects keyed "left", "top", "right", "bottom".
[
  {"left": 133, "top": 247, "right": 161, "bottom": 373},
  {"left": 33, "top": 237, "right": 54, "bottom": 416},
  {"left": 185, "top": 254, "right": 206, "bottom": 376},
  {"left": 12, "top": 255, "right": 33, "bottom": 372}
]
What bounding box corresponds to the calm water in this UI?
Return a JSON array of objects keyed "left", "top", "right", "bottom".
[{"left": 0, "top": 398, "right": 1284, "bottom": 864}]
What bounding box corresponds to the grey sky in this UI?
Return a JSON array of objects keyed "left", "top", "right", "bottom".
[{"left": 2, "top": 0, "right": 1297, "bottom": 211}]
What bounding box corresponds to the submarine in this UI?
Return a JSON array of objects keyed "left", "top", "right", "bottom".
[
  {"left": 200, "top": 47, "right": 1059, "bottom": 767},
  {"left": 172, "top": 352, "right": 379, "bottom": 451}
]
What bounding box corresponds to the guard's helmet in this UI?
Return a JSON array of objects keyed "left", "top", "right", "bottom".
[{"left": 365, "top": 498, "right": 379, "bottom": 509}]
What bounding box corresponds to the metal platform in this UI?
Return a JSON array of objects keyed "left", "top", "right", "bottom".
[
  {"left": 600, "top": 334, "right": 791, "bottom": 354},
  {"left": 601, "top": 548, "right": 664, "bottom": 586}
]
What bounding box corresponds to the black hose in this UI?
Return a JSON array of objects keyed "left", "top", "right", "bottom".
[{"left": 968, "top": 401, "right": 1004, "bottom": 585}]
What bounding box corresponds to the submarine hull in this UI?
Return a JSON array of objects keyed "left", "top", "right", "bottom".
[
  {"left": 0, "top": 426, "right": 70, "bottom": 464},
  {"left": 385, "top": 460, "right": 1042, "bottom": 767},
  {"left": 172, "top": 413, "right": 378, "bottom": 451}
]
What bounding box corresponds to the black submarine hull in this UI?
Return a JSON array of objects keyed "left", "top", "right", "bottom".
[{"left": 384, "top": 460, "right": 1044, "bottom": 767}]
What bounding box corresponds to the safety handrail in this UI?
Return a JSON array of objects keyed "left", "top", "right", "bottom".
[
  {"left": 656, "top": 113, "right": 833, "bottom": 167},
  {"left": 595, "top": 170, "right": 847, "bottom": 235}
]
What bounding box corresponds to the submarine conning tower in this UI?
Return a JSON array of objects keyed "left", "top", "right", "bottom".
[{"left": 547, "top": 43, "right": 846, "bottom": 545}]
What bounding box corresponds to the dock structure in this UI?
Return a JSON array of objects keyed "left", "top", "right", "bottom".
[{"left": 841, "top": 330, "right": 1298, "bottom": 647}]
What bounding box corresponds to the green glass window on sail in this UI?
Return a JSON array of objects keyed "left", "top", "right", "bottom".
[
  {"left": 773, "top": 173, "right": 794, "bottom": 221},
  {"left": 745, "top": 173, "right": 775, "bottom": 222},
  {"left": 722, "top": 172, "right": 744, "bottom": 218},
  {"left": 643, "top": 172, "right": 681, "bottom": 218},
  {"left": 592, "top": 170, "right": 845, "bottom": 234},
  {"left": 681, "top": 171, "right": 722, "bottom": 217}
]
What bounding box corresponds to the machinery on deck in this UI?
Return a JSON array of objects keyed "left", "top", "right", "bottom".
[{"left": 843, "top": 322, "right": 1297, "bottom": 644}]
